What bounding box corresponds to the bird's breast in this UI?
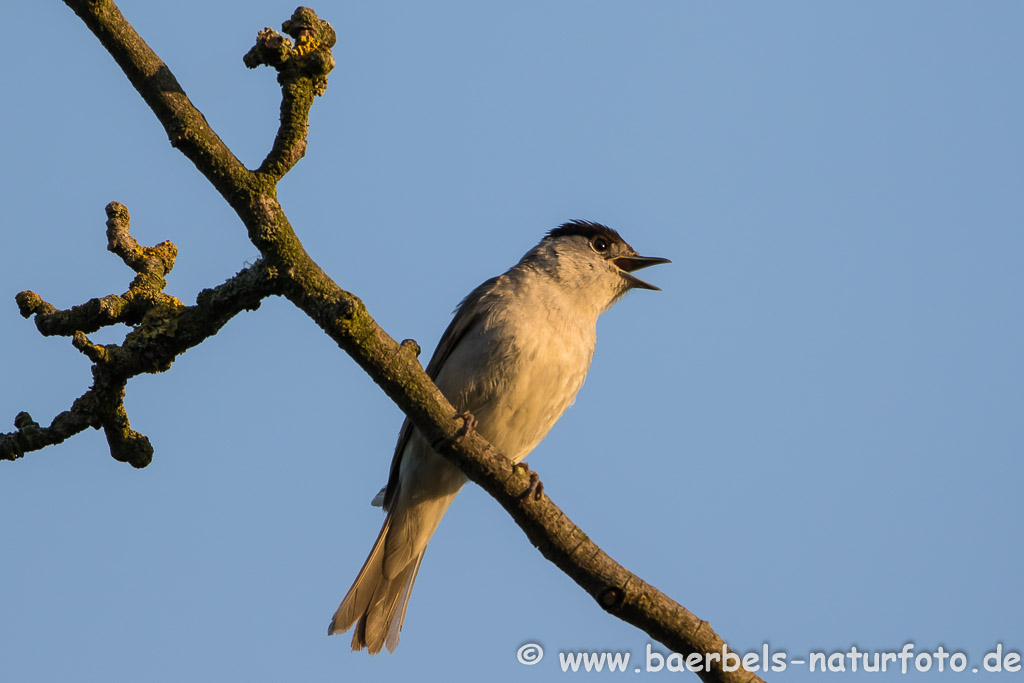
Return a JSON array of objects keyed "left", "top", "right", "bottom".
[{"left": 436, "top": 304, "right": 596, "bottom": 463}]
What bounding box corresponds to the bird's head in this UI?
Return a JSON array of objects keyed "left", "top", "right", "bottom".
[{"left": 525, "top": 220, "right": 670, "bottom": 313}]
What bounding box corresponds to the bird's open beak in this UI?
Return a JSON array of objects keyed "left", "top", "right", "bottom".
[{"left": 611, "top": 255, "right": 671, "bottom": 291}]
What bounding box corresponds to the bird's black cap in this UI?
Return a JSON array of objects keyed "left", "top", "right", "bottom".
[{"left": 547, "top": 219, "right": 625, "bottom": 245}]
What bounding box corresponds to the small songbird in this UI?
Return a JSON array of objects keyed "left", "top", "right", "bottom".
[{"left": 328, "top": 220, "right": 669, "bottom": 653}]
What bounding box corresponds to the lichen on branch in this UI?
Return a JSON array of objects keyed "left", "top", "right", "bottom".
[
  {"left": 2, "top": 201, "right": 279, "bottom": 467},
  {"left": 244, "top": 6, "right": 337, "bottom": 180}
]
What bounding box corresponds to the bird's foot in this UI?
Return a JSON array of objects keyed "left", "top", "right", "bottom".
[
  {"left": 453, "top": 411, "right": 477, "bottom": 443},
  {"left": 513, "top": 461, "right": 544, "bottom": 501}
]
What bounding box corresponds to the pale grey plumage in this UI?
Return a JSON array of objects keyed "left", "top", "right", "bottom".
[{"left": 328, "top": 220, "right": 668, "bottom": 653}]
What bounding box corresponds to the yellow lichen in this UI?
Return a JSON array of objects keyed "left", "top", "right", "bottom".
[{"left": 293, "top": 35, "right": 320, "bottom": 56}]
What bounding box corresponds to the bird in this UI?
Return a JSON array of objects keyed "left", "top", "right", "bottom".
[{"left": 328, "top": 220, "right": 669, "bottom": 653}]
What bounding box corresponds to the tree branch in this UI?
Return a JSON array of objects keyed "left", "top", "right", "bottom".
[
  {"left": 2, "top": 202, "right": 279, "bottom": 465},
  {"left": 4, "top": 3, "right": 763, "bottom": 681},
  {"left": 62, "top": 0, "right": 249, "bottom": 201},
  {"left": 244, "top": 8, "right": 337, "bottom": 180}
]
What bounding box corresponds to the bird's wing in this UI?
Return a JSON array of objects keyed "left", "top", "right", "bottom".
[{"left": 378, "top": 275, "right": 501, "bottom": 510}]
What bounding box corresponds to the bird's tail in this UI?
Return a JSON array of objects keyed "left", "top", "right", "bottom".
[{"left": 328, "top": 514, "right": 425, "bottom": 654}]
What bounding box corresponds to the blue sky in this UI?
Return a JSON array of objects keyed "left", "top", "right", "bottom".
[{"left": 2, "top": 1, "right": 1021, "bottom": 681}]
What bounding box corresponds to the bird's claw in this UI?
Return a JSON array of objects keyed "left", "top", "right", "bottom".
[
  {"left": 453, "top": 411, "right": 476, "bottom": 443},
  {"left": 514, "top": 462, "right": 544, "bottom": 501}
]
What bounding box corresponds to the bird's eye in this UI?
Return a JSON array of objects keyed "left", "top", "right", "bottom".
[{"left": 592, "top": 236, "right": 610, "bottom": 252}]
